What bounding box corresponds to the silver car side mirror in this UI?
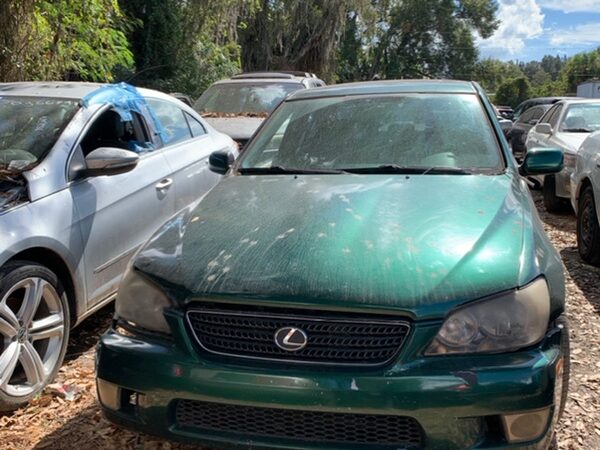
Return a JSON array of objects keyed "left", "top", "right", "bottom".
[
  {"left": 534, "top": 123, "right": 552, "bottom": 135},
  {"left": 84, "top": 147, "right": 139, "bottom": 176}
]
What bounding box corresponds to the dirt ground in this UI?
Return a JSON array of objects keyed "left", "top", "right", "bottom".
[{"left": 1, "top": 191, "right": 599, "bottom": 450}]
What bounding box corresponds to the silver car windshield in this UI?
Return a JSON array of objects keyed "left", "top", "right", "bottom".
[
  {"left": 0, "top": 96, "right": 79, "bottom": 170},
  {"left": 239, "top": 94, "right": 503, "bottom": 173},
  {"left": 194, "top": 83, "right": 303, "bottom": 117},
  {"left": 560, "top": 103, "right": 600, "bottom": 132}
]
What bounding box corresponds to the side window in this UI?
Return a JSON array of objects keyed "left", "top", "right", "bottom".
[
  {"left": 518, "top": 109, "right": 534, "bottom": 124},
  {"left": 530, "top": 107, "right": 545, "bottom": 121},
  {"left": 79, "top": 109, "right": 150, "bottom": 157},
  {"left": 185, "top": 112, "right": 206, "bottom": 137},
  {"left": 546, "top": 105, "right": 563, "bottom": 129},
  {"left": 146, "top": 98, "right": 192, "bottom": 145}
]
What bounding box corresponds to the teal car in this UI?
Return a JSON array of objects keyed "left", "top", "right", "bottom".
[{"left": 96, "top": 81, "right": 569, "bottom": 450}]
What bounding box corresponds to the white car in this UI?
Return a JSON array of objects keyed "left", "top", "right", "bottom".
[
  {"left": 571, "top": 132, "right": 600, "bottom": 266},
  {"left": 526, "top": 98, "right": 600, "bottom": 212}
]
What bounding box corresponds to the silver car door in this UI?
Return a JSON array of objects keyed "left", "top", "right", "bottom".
[
  {"left": 145, "top": 98, "right": 221, "bottom": 210},
  {"left": 69, "top": 108, "right": 175, "bottom": 307}
]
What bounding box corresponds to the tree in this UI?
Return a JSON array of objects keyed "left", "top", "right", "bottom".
[
  {"left": 239, "top": 0, "right": 360, "bottom": 80},
  {"left": 0, "top": 0, "right": 133, "bottom": 82},
  {"left": 494, "top": 76, "right": 532, "bottom": 107},
  {"left": 367, "top": 0, "right": 498, "bottom": 80},
  {"left": 561, "top": 49, "right": 600, "bottom": 94},
  {"left": 473, "top": 58, "right": 523, "bottom": 93},
  {"left": 120, "top": 0, "right": 251, "bottom": 96}
]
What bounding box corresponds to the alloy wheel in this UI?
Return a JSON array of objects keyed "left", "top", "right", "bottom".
[{"left": 0, "top": 277, "right": 65, "bottom": 398}]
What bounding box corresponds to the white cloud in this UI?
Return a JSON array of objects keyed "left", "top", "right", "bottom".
[
  {"left": 540, "top": 0, "right": 600, "bottom": 13},
  {"left": 550, "top": 22, "right": 600, "bottom": 46},
  {"left": 479, "top": 0, "right": 545, "bottom": 55}
]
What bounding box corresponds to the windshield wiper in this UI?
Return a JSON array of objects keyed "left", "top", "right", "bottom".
[
  {"left": 563, "top": 128, "right": 592, "bottom": 133},
  {"left": 340, "top": 165, "right": 475, "bottom": 175},
  {"left": 238, "top": 166, "right": 345, "bottom": 175}
]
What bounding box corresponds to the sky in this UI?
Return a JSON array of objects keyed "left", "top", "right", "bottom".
[{"left": 479, "top": 0, "right": 600, "bottom": 62}]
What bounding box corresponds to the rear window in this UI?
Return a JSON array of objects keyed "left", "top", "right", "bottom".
[
  {"left": 240, "top": 93, "right": 503, "bottom": 172},
  {"left": 194, "top": 83, "right": 303, "bottom": 116}
]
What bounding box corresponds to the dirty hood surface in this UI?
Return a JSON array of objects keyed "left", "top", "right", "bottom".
[
  {"left": 204, "top": 117, "right": 264, "bottom": 141},
  {"left": 137, "top": 174, "right": 536, "bottom": 317}
]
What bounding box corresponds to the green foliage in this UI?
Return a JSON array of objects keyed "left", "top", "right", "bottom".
[
  {"left": 494, "top": 77, "right": 532, "bottom": 108},
  {"left": 121, "top": 0, "right": 251, "bottom": 97},
  {"left": 0, "top": 0, "right": 133, "bottom": 82},
  {"left": 365, "top": 0, "right": 499, "bottom": 80},
  {"left": 473, "top": 59, "right": 524, "bottom": 93},
  {"left": 561, "top": 49, "right": 600, "bottom": 94}
]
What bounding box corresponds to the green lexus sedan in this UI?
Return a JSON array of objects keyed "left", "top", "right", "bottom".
[{"left": 96, "top": 81, "right": 569, "bottom": 450}]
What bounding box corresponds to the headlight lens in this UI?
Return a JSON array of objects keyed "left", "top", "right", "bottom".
[
  {"left": 115, "top": 266, "right": 172, "bottom": 334},
  {"left": 425, "top": 278, "right": 550, "bottom": 355}
]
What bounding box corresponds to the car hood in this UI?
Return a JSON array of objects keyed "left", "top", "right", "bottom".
[
  {"left": 136, "top": 173, "right": 541, "bottom": 318},
  {"left": 203, "top": 117, "right": 264, "bottom": 140},
  {"left": 554, "top": 132, "right": 589, "bottom": 153}
]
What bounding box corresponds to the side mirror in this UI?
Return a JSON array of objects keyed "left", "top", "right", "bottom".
[
  {"left": 209, "top": 150, "right": 235, "bottom": 175},
  {"left": 534, "top": 123, "right": 552, "bottom": 135},
  {"left": 84, "top": 147, "right": 139, "bottom": 176},
  {"left": 519, "top": 147, "right": 563, "bottom": 176}
]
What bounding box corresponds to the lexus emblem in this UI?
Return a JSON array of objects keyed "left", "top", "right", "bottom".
[{"left": 274, "top": 327, "right": 308, "bottom": 352}]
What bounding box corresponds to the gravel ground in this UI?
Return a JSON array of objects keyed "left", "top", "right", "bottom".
[{"left": 1, "top": 191, "right": 599, "bottom": 450}]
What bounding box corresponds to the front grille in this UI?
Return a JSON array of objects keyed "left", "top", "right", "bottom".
[
  {"left": 175, "top": 400, "right": 424, "bottom": 448},
  {"left": 186, "top": 305, "right": 410, "bottom": 366}
]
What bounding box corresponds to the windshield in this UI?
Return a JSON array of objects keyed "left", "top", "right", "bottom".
[
  {"left": 0, "top": 96, "right": 79, "bottom": 170},
  {"left": 239, "top": 94, "right": 503, "bottom": 173},
  {"left": 560, "top": 103, "right": 600, "bottom": 132},
  {"left": 194, "top": 82, "right": 303, "bottom": 116}
]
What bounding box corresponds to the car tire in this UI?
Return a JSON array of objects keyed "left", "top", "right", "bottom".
[
  {"left": 577, "top": 185, "right": 600, "bottom": 266},
  {"left": 543, "top": 175, "right": 570, "bottom": 213},
  {"left": 0, "top": 261, "right": 70, "bottom": 411}
]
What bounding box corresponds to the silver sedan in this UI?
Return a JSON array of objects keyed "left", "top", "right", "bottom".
[{"left": 0, "top": 82, "right": 236, "bottom": 410}]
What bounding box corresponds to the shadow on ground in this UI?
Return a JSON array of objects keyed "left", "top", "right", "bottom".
[
  {"left": 560, "top": 246, "right": 600, "bottom": 315},
  {"left": 64, "top": 303, "right": 114, "bottom": 363}
]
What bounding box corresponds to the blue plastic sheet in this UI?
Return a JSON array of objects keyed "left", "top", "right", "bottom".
[{"left": 81, "top": 82, "right": 166, "bottom": 145}]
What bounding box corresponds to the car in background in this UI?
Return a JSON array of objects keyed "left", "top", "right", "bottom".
[
  {"left": 513, "top": 96, "right": 572, "bottom": 121},
  {"left": 526, "top": 98, "right": 600, "bottom": 212},
  {"left": 97, "top": 80, "right": 568, "bottom": 450},
  {"left": 508, "top": 104, "right": 551, "bottom": 160},
  {"left": 492, "top": 105, "right": 513, "bottom": 138},
  {"left": 169, "top": 92, "right": 194, "bottom": 107},
  {"left": 193, "top": 71, "right": 325, "bottom": 148},
  {"left": 0, "top": 81, "right": 234, "bottom": 410},
  {"left": 495, "top": 105, "right": 514, "bottom": 120},
  {"left": 570, "top": 132, "right": 600, "bottom": 266}
]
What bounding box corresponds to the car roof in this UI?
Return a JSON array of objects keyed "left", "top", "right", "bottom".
[
  {"left": 286, "top": 80, "right": 477, "bottom": 100},
  {"left": 0, "top": 81, "right": 187, "bottom": 107},
  {"left": 0, "top": 81, "right": 106, "bottom": 99},
  {"left": 556, "top": 98, "right": 600, "bottom": 105},
  {"left": 212, "top": 78, "right": 307, "bottom": 86}
]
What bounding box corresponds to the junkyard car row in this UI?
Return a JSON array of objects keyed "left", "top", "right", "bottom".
[{"left": 3, "top": 76, "right": 600, "bottom": 449}]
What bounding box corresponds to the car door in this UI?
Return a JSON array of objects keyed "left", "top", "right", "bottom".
[
  {"left": 145, "top": 98, "right": 221, "bottom": 211},
  {"left": 69, "top": 107, "right": 176, "bottom": 307},
  {"left": 528, "top": 104, "right": 562, "bottom": 148}
]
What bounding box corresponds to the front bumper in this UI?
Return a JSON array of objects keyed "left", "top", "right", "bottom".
[{"left": 96, "top": 318, "right": 566, "bottom": 450}]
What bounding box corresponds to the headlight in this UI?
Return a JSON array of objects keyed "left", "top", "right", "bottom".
[
  {"left": 115, "top": 266, "right": 172, "bottom": 334},
  {"left": 425, "top": 278, "right": 550, "bottom": 355},
  {"left": 563, "top": 152, "right": 576, "bottom": 169}
]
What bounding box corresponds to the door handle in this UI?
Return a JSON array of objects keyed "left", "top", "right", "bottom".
[{"left": 155, "top": 178, "right": 173, "bottom": 190}]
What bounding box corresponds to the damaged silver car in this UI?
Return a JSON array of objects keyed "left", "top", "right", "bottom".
[{"left": 0, "top": 82, "right": 235, "bottom": 410}]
